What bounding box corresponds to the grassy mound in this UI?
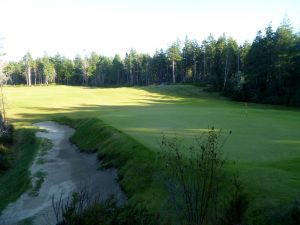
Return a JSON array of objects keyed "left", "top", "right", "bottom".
[{"left": 55, "top": 117, "right": 165, "bottom": 210}]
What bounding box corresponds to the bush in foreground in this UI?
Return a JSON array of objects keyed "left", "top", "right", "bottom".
[
  {"left": 53, "top": 189, "right": 166, "bottom": 225},
  {"left": 0, "top": 123, "right": 14, "bottom": 172},
  {"left": 159, "top": 127, "right": 249, "bottom": 225}
]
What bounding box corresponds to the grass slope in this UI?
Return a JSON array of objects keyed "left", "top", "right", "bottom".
[
  {"left": 55, "top": 117, "right": 164, "bottom": 210},
  {"left": 0, "top": 124, "right": 50, "bottom": 212},
  {"left": 3, "top": 85, "right": 300, "bottom": 212}
]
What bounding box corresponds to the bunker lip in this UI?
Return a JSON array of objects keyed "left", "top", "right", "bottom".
[{"left": 0, "top": 121, "right": 126, "bottom": 225}]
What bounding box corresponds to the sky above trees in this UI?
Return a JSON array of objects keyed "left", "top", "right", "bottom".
[{"left": 0, "top": 0, "right": 299, "bottom": 60}]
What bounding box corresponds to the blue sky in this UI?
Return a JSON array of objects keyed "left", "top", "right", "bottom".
[{"left": 0, "top": 0, "right": 299, "bottom": 60}]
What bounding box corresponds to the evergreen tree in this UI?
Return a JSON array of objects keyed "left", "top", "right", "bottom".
[
  {"left": 112, "top": 54, "right": 124, "bottom": 84},
  {"left": 167, "top": 40, "right": 182, "bottom": 84}
]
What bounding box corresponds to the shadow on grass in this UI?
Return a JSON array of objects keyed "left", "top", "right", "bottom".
[{"left": 4, "top": 85, "right": 300, "bottom": 217}]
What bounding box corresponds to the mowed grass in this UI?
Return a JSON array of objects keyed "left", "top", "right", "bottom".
[{"left": 4, "top": 85, "right": 300, "bottom": 209}]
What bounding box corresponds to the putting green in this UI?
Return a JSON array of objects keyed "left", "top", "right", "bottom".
[{"left": 4, "top": 85, "right": 300, "bottom": 208}]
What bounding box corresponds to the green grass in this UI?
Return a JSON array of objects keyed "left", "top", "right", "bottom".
[
  {"left": 2, "top": 85, "right": 300, "bottom": 214},
  {"left": 29, "top": 171, "right": 47, "bottom": 197},
  {"left": 0, "top": 125, "right": 50, "bottom": 212},
  {"left": 56, "top": 117, "right": 163, "bottom": 210},
  {"left": 36, "top": 138, "right": 53, "bottom": 164}
]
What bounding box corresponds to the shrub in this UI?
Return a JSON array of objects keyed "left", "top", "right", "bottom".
[
  {"left": 0, "top": 123, "right": 13, "bottom": 172},
  {"left": 52, "top": 188, "right": 164, "bottom": 225},
  {"left": 0, "top": 123, "right": 13, "bottom": 144},
  {"left": 159, "top": 128, "right": 250, "bottom": 225},
  {"left": 218, "top": 174, "right": 249, "bottom": 225},
  {"left": 159, "top": 127, "right": 232, "bottom": 225},
  {"left": 0, "top": 144, "right": 11, "bottom": 171}
]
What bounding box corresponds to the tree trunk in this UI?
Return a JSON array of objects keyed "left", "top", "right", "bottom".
[
  {"left": 203, "top": 52, "right": 206, "bottom": 80},
  {"left": 172, "top": 60, "right": 175, "bottom": 84},
  {"left": 223, "top": 54, "right": 229, "bottom": 91},
  {"left": 25, "top": 71, "right": 29, "bottom": 86},
  {"left": 130, "top": 69, "right": 133, "bottom": 85},
  {"left": 34, "top": 67, "right": 37, "bottom": 85},
  {"left": 0, "top": 85, "right": 6, "bottom": 123},
  {"left": 194, "top": 60, "right": 197, "bottom": 81},
  {"left": 237, "top": 51, "right": 240, "bottom": 73},
  {"left": 28, "top": 66, "right": 31, "bottom": 86},
  {"left": 83, "top": 61, "right": 87, "bottom": 85}
]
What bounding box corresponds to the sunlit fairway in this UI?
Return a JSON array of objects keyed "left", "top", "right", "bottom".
[{"left": 4, "top": 85, "right": 300, "bottom": 209}]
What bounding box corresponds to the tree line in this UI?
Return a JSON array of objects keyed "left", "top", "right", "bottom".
[{"left": 3, "top": 19, "right": 300, "bottom": 106}]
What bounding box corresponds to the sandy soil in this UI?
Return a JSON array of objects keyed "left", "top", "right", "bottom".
[{"left": 0, "top": 121, "right": 126, "bottom": 225}]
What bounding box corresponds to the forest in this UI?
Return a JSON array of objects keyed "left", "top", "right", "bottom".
[{"left": 4, "top": 20, "right": 300, "bottom": 106}]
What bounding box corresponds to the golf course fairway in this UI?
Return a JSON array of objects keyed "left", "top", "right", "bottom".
[{"left": 2, "top": 84, "right": 300, "bottom": 213}]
